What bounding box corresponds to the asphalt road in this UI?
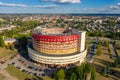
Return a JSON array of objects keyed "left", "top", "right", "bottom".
[{"left": 86, "top": 43, "right": 96, "bottom": 63}]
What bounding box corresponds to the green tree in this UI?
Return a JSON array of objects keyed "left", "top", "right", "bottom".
[
  {"left": 84, "top": 63, "right": 92, "bottom": 73},
  {"left": 56, "top": 69, "right": 65, "bottom": 80},
  {"left": 96, "top": 44, "right": 102, "bottom": 55},
  {"left": 19, "top": 36, "right": 28, "bottom": 49},
  {"left": 9, "top": 44, "right": 14, "bottom": 51},
  {"left": 113, "top": 58, "right": 119, "bottom": 67},
  {"left": 69, "top": 72, "right": 77, "bottom": 80},
  {"left": 66, "top": 67, "right": 75, "bottom": 79},
  {"left": 0, "top": 36, "right": 5, "bottom": 47},
  {"left": 102, "top": 66, "right": 107, "bottom": 76},
  {"left": 76, "top": 66, "right": 83, "bottom": 80},
  {"left": 91, "top": 67, "right": 96, "bottom": 80},
  {"left": 106, "top": 65, "right": 110, "bottom": 73}
]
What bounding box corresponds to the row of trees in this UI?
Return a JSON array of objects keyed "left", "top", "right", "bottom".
[
  {"left": 0, "top": 20, "right": 40, "bottom": 38},
  {"left": 96, "top": 43, "right": 102, "bottom": 55},
  {"left": 0, "top": 36, "right": 5, "bottom": 47},
  {"left": 87, "top": 31, "right": 120, "bottom": 39},
  {"left": 102, "top": 65, "right": 110, "bottom": 76},
  {"left": 55, "top": 63, "right": 96, "bottom": 80},
  {"left": 102, "top": 57, "right": 120, "bottom": 76},
  {"left": 94, "top": 41, "right": 104, "bottom": 55}
]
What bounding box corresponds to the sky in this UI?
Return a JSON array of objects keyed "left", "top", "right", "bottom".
[{"left": 0, "top": 0, "right": 120, "bottom": 14}]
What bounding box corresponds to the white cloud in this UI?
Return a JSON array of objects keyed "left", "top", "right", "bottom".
[
  {"left": 34, "top": 4, "right": 56, "bottom": 8},
  {"left": 110, "top": 5, "right": 119, "bottom": 9},
  {"left": 0, "top": 2, "right": 27, "bottom": 7},
  {"left": 117, "top": 3, "right": 120, "bottom": 6},
  {"left": 0, "top": 2, "right": 56, "bottom": 9},
  {"left": 109, "top": 3, "right": 120, "bottom": 9},
  {"left": 42, "top": 0, "right": 80, "bottom": 3}
]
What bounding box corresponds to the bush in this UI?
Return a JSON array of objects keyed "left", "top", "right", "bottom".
[{"left": 56, "top": 69, "right": 65, "bottom": 80}]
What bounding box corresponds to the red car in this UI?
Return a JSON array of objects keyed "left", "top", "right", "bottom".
[
  {"left": 21, "top": 61, "right": 25, "bottom": 64},
  {"left": 0, "top": 61, "right": 5, "bottom": 64}
]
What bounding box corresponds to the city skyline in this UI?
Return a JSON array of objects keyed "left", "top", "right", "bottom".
[{"left": 0, "top": 0, "right": 120, "bottom": 14}]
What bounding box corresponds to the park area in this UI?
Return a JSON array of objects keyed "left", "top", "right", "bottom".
[
  {"left": 0, "top": 48, "right": 17, "bottom": 61},
  {"left": 93, "top": 44, "right": 120, "bottom": 80},
  {"left": 0, "top": 70, "right": 18, "bottom": 80}
]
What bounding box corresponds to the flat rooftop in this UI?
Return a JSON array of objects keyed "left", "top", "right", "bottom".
[{"left": 32, "top": 27, "right": 84, "bottom": 36}]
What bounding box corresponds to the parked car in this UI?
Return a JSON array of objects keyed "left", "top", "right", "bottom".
[{"left": 0, "top": 61, "right": 5, "bottom": 64}]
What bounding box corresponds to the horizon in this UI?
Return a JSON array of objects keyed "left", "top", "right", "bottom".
[{"left": 0, "top": 0, "right": 120, "bottom": 14}]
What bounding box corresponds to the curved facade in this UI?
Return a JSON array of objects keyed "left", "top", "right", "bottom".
[
  {"left": 32, "top": 34, "right": 78, "bottom": 55},
  {"left": 28, "top": 27, "right": 87, "bottom": 65},
  {"left": 28, "top": 45, "right": 87, "bottom": 65}
]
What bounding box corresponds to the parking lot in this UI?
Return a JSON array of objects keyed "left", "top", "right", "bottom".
[{"left": 0, "top": 48, "right": 66, "bottom": 78}]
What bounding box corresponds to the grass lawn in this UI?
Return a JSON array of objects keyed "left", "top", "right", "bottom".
[
  {"left": 5, "top": 65, "right": 38, "bottom": 80},
  {"left": 5, "top": 65, "right": 55, "bottom": 80},
  {"left": 116, "top": 49, "right": 120, "bottom": 56},
  {"left": 0, "top": 70, "right": 18, "bottom": 80},
  {"left": 94, "top": 45, "right": 114, "bottom": 67},
  {"left": 96, "top": 72, "right": 120, "bottom": 80},
  {"left": 42, "top": 76, "right": 55, "bottom": 80},
  {"left": 93, "top": 45, "right": 119, "bottom": 80},
  {"left": 0, "top": 48, "right": 17, "bottom": 59}
]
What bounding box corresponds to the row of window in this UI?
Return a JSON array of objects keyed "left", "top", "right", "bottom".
[
  {"left": 33, "top": 44, "right": 78, "bottom": 50},
  {"left": 33, "top": 42, "right": 78, "bottom": 47},
  {"left": 33, "top": 38, "right": 78, "bottom": 42},
  {"left": 29, "top": 52, "right": 84, "bottom": 64},
  {"left": 34, "top": 46, "right": 77, "bottom": 50},
  {"left": 35, "top": 48, "right": 77, "bottom": 54},
  {"left": 34, "top": 41, "right": 78, "bottom": 44}
]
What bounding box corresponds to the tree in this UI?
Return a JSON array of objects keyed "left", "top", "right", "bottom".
[
  {"left": 102, "top": 66, "right": 107, "bottom": 76},
  {"left": 0, "top": 36, "right": 5, "bottom": 47},
  {"left": 76, "top": 66, "right": 83, "bottom": 80},
  {"left": 56, "top": 69, "right": 65, "bottom": 80},
  {"left": 96, "top": 44, "right": 102, "bottom": 55},
  {"left": 84, "top": 63, "right": 92, "bottom": 73},
  {"left": 106, "top": 65, "right": 110, "bottom": 73},
  {"left": 113, "top": 58, "right": 119, "bottom": 67},
  {"left": 19, "top": 36, "right": 28, "bottom": 49},
  {"left": 91, "top": 67, "right": 96, "bottom": 80},
  {"left": 9, "top": 44, "right": 14, "bottom": 51},
  {"left": 66, "top": 67, "right": 75, "bottom": 79},
  {"left": 69, "top": 72, "right": 77, "bottom": 80}
]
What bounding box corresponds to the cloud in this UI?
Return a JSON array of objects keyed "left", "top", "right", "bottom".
[
  {"left": 41, "top": 0, "right": 80, "bottom": 4},
  {"left": 0, "top": 2, "right": 56, "bottom": 9},
  {"left": 34, "top": 4, "right": 56, "bottom": 9},
  {"left": 0, "top": 2, "right": 27, "bottom": 7},
  {"left": 109, "top": 3, "right": 120, "bottom": 10}
]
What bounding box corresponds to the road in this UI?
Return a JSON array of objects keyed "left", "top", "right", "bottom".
[
  {"left": 86, "top": 43, "right": 96, "bottom": 63},
  {"left": 109, "top": 44, "right": 117, "bottom": 58}
]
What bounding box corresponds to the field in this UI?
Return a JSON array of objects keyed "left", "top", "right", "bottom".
[
  {"left": 42, "top": 76, "right": 55, "bottom": 80},
  {"left": 5, "top": 65, "right": 54, "bottom": 80},
  {"left": 116, "top": 49, "right": 120, "bottom": 56},
  {"left": 0, "top": 48, "right": 17, "bottom": 60},
  {"left": 5, "top": 65, "right": 39, "bottom": 80},
  {"left": 94, "top": 45, "right": 120, "bottom": 80},
  {"left": 0, "top": 70, "right": 18, "bottom": 80}
]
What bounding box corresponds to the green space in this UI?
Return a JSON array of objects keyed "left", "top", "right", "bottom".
[
  {"left": 0, "top": 48, "right": 17, "bottom": 59},
  {"left": 42, "top": 76, "right": 55, "bottom": 80},
  {"left": 54, "top": 63, "right": 96, "bottom": 80},
  {"left": 116, "top": 49, "right": 120, "bottom": 56},
  {"left": 5, "top": 65, "right": 41, "bottom": 80},
  {"left": 94, "top": 41, "right": 120, "bottom": 80},
  {"left": 5, "top": 65, "right": 55, "bottom": 80}
]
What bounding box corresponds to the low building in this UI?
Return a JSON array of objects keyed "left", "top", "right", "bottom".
[{"left": 4, "top": 38, "right": 18, "bottom": 45}]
